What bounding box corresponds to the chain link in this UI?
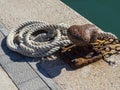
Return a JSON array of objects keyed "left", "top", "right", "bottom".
[{"left": 91, "top": 38, "right": 120, "bottom": 65}]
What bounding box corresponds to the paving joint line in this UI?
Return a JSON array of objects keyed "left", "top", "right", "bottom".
[
  {"left": 17, "top": 76, "right": 38, "bottom": 85},
  {"left": 26, "top": 61, "right": 52, "bottom": 90},
  {"left": 0, "top": 22, "right": 9, "bottom": 36},
  {"left": 0, "top": 25, "right": 19, "bottom": 89},
  {"left": 0, "top": 64, "right": 19, "bottom": 89},
  {"left": 0, "top": 22, "right": 60, "bottom": 90}
]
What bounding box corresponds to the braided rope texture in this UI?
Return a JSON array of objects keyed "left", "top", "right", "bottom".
[{"left": 6, "top": 21, "right": 117, "bottom": 57}]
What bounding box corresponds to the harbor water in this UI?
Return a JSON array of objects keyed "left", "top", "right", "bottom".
[{"left": 62, "top": 0, "right": 120, "bottom": 38}]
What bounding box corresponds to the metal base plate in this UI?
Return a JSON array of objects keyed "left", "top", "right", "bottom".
[{"left": 60, "top": 44, "right": 102, "bottom": 69}]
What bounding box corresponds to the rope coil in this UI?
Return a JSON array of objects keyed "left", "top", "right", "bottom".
[
  {"left": 7, "top": 21, "right": 71, "bottom": 57},
  {"left": 6, "top": 21, "right": 117, "bottom": 58}
]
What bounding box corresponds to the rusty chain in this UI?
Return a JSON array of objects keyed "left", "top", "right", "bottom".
[{"left": 91, "top": 38, "right": 120, "bottom": 65}]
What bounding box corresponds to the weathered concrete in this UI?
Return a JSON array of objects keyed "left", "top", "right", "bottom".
[
  {"left": 0, "top": 24, "right": 57, "bottom": 90},
  {"left": 0, "top": 0, "right": 120, "bottom": 90},
  {"left": 0, "top": 0, "right": 91, "bottom": 30},
  {"left": 0, "top": 66, "right": 18, "bottom": 90},
  {"left": 0, "top": 16, "right": 58, "bottom": 90}
]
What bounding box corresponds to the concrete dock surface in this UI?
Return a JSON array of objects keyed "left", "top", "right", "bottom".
[
  {"left": 0, "top": 66, "right": 18, "bottom": 90},
  {"left": 0, "top": 0, "right": 120, "bottom": 90}
]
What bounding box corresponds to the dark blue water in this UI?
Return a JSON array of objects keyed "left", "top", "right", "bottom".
[{"left": 62, "top": 0, "right": 120, "bottom": 38}]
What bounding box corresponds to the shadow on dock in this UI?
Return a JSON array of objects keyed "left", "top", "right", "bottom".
[{"left": 1, "top": 37, "right": 72, "bottom": 78}]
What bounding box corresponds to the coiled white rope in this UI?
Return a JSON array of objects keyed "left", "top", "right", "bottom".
[
  {"left": 6, "top": 21, "right": 117, "bottom": 58},
  {"left": 6, "top": 21, "right": 71, "bottom": 57}
]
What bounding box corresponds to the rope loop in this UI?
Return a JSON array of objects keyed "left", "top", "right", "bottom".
[
  {"left": 7, "top": 21, "right": 71, "bottom": 57},
  {"left": 6, "top": 21, "right": 117, "bottom": 58}
]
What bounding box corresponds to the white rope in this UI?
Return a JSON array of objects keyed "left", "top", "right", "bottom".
[
  {"left": 97, "top": 32, "right": 117, "bottom": 40},
  {"left": 6, "top": 21, "right": 71, "bottom": 57},
  {"left": 6, "top": 21, "right": 117, "bottom": 58}
]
